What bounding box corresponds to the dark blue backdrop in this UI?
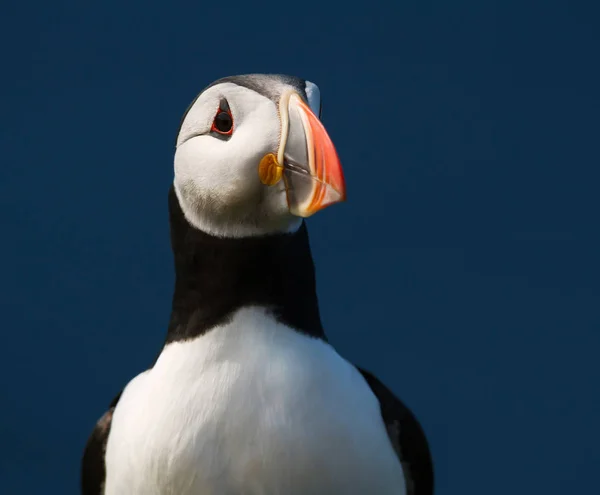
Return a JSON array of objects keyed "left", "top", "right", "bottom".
[{"left": 2, "top": 1, "right": 598, "bottom": 493}]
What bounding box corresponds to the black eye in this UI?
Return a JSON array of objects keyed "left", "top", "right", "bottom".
[
  {"left": 211, "top": 103, "right": 234, "bottom": 136},
  {"left": 214, "top": 112, "right": 232, "bottom": 132}
]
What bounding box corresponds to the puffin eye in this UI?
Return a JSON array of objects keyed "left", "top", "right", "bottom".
[{"left": 211, "top": 101, "right": 233, "bottom": 136}]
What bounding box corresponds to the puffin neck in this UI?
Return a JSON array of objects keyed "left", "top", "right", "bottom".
[{"left": 164, "top": 186, "right": 326, "bottom": 344}]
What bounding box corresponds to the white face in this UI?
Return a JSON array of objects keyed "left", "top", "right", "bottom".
[{"left": 174, "top": 79, "right": 321, "bottom": 238}]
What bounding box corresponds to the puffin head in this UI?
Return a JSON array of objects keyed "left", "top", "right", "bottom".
[{"left": 173, "top": 74, "right": 346, "bottom": 238}]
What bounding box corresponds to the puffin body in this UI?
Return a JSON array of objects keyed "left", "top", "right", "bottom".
[
  {"left": 81, "top": 74, "right": 434, "bottom": 495},
  {"left": 105, "top": 307, "right": 404, "bottom": 494}
]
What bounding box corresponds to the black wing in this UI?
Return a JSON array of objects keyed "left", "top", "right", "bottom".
[
  {"left": 81, "top": 391, "right": 122, "bottom": 495},
  {"left": 358, "top": 368, "right": 434, "bottom": 495}
]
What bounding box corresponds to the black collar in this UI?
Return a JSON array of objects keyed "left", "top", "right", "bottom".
[{"left": 164, "top": 186, "right": 326, "bottom": 344}]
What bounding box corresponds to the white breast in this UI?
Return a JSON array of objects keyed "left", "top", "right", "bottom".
[{"left": 104, "top": 307, "right": 406, "bottom": 495}]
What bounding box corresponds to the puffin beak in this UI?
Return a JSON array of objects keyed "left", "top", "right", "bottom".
[{"left": 259, "top": 91, "right": 347, "bottom": 217}]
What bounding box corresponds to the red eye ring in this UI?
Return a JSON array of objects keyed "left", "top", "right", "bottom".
[{"left": 211, "top": 104, "right": 234, "bottom": 136}]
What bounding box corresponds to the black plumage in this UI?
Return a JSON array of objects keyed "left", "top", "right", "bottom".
[{"left": 81, "top": 188, "right": 434, "bottom": 494}]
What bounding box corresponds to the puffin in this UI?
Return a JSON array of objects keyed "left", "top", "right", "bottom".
[{"left": 81, "top": 74, "right": 434, "bottom": 495}]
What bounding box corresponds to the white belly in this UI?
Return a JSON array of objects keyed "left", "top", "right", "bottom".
[{"left": 104, "top": 307, "right": 405, "bottom": 495}]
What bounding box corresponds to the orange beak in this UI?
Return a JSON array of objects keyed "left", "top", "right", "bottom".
[{"left": 274, "top": 91, "right": 347, "bottom": 217}]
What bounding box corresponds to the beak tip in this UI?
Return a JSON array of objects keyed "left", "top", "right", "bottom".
[{"left": 282, "top": 92, "right": 347, "bottom": 217}]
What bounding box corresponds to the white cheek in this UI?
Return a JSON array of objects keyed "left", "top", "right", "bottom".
[
  {"left": 173, "top": 87, "right": 293, "bottom": 237},
  {"left": 175, "top": 104, "right": 280, "bottom": 207},
  {"left": 175, "top": 137, "right": 241, "bottom": 203}
]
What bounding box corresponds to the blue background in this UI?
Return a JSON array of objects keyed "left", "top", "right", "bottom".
[{"left": 2, "top": 1, "right": 599, "bottom": 493}]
